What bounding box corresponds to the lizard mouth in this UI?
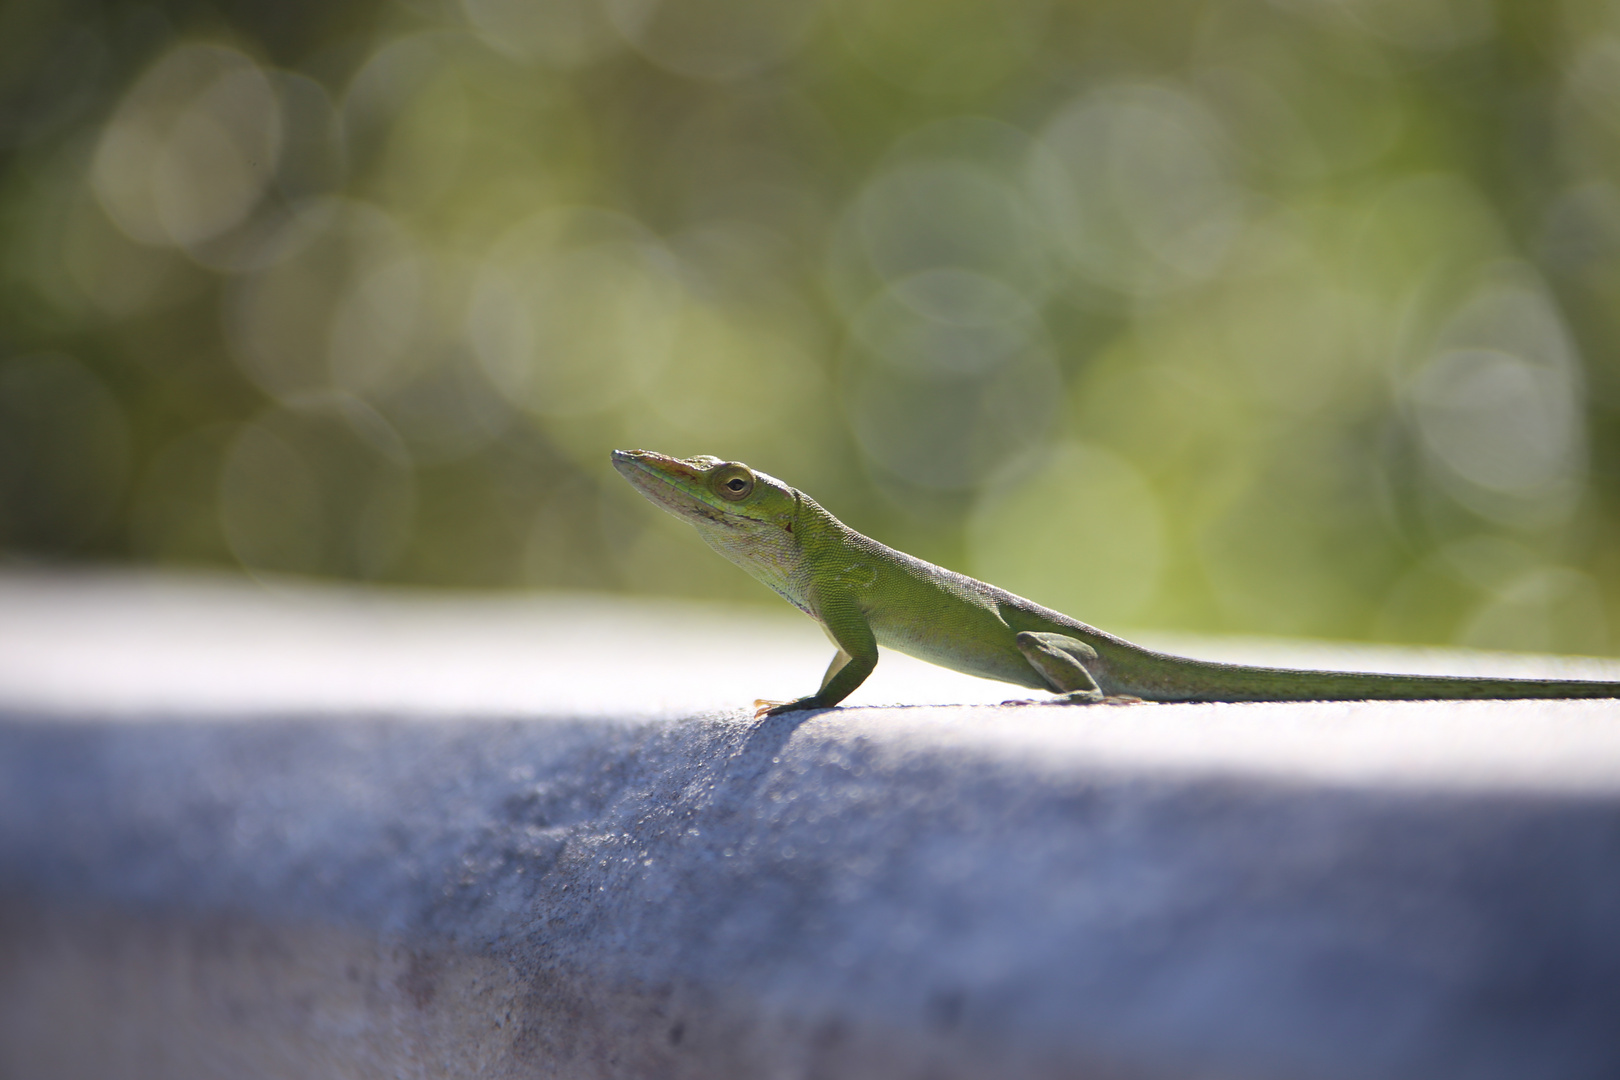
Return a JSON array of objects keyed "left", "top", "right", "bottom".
[
  {"left": 611, "top": 449, "right": 739, "bottom": 524},
  {"left": 612, "top": 450, "right": 709, "bottom": 517},
  {"left": 611, "top": 449, "right": 774, "bottom": 528}
]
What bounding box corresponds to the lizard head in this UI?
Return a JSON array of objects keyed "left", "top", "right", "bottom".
[
  {"left": 611, "top": 449, "right": 799, "bottom": 534},
  {"left": 611, "top": 449, "right": 811, "bottom": 607}
]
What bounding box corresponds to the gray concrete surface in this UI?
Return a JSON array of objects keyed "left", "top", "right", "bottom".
[{"left": 3, "top": 570, "right": 1620, "bottom": 1079}]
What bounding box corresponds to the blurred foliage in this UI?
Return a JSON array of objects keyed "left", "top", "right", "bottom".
[{"left": 6, "top": 0, "right": 1620, "bottom": 654}]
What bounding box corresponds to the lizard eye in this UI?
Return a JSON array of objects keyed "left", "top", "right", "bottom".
[{"left": 714, "top": 466, "right": 754, "bottom": 501}]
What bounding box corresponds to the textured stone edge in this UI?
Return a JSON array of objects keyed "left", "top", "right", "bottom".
[{"left": 4, "top": 707, "right": 1620, "bottom": 1080}]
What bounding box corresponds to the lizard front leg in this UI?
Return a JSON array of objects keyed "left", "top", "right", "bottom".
[{"left": 755, "top": 596, "right": 877, "bottom": 717}]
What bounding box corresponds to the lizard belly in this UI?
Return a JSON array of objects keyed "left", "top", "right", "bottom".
[{"left": 871, "top": 618, "right": 1048, "bottom": 690}]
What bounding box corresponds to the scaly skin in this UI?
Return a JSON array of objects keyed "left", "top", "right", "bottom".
[{"left": 612, "top": 449, "right": 1620, "bottom": 715}]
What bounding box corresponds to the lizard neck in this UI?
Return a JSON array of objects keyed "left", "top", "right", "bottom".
[{"left": 692, "top": 487, "right": 836, "bottom": 615}]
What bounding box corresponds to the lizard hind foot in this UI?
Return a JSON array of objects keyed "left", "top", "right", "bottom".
[
  {"left": 1055, "top": 691, "right": 1145, "bottom": 706},
  {"left": 1002, "top": 692, "right": 1146, "bottom": 707}
]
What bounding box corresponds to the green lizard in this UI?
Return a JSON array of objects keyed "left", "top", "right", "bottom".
[{"left": 613, "top": 449, "right": 1620, "bottom": 716}]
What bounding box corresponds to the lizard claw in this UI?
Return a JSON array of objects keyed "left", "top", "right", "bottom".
[{"left": 753, "top": 698, "right": 784, "bottom": 719}]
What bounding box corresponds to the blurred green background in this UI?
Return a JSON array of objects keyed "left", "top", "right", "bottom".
[{"left": 5, "top": 0, "right": 1620, "bottom": 654}]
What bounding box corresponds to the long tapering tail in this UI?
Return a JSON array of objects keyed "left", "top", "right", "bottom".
[{"left": 1106, "top": 651, "right": 1620, "bottom": 703}]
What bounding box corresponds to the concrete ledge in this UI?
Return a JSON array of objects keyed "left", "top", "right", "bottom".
[{"left": 4, "top": 572, "right": 1620, "bottom": 1079}]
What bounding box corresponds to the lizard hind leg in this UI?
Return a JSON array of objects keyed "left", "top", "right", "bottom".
[
  {"left": 1014, "top": 632, "right": 1103, "bottom": 702},
  {"left": 1011, "top": 632, "right": 1142, "bottom": 706}
]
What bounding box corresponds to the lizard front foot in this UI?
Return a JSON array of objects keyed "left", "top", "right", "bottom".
[{"left": 754, "top": 698, "right": 827, "bottom": 718}]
